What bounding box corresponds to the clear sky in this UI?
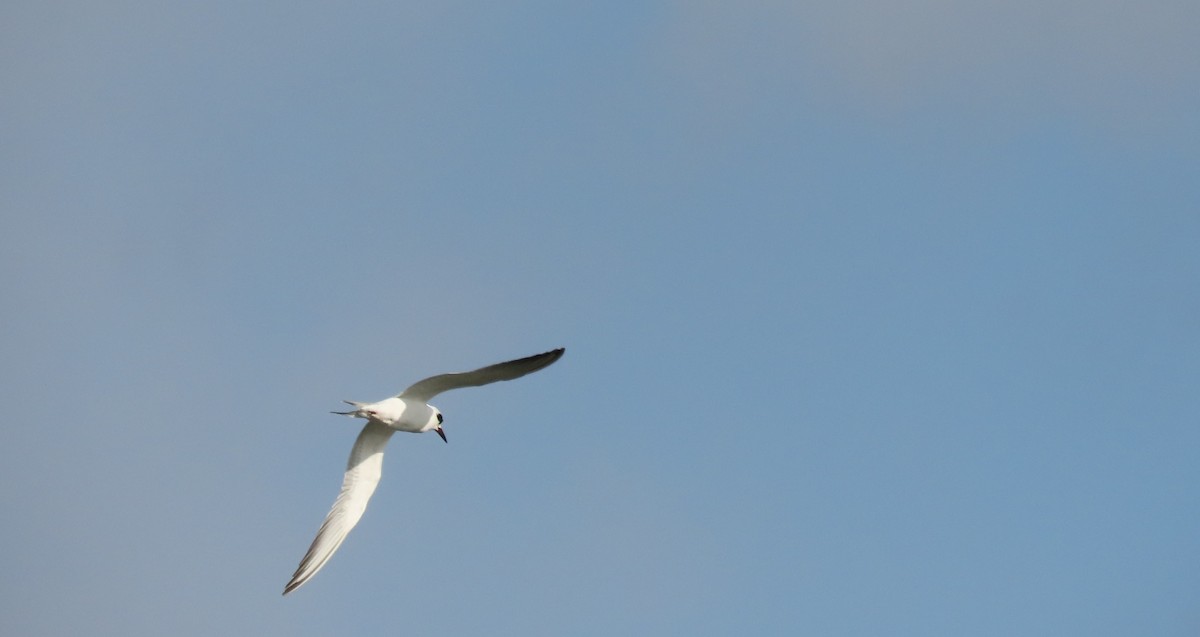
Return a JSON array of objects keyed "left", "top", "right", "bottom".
[{"left": 3, "top": 2, "right": 1198, "bottom": 635}]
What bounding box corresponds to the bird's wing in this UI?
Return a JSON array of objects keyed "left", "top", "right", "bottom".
[
  {"left": 283, "top": 420, "right": 395, "bottom": 595},
  {"left": 398, "top": 347, "right": 565, "bottom": 402}
]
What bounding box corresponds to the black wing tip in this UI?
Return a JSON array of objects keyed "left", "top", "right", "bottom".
[
  {"left": 498, "top": 347, "right": 563, "bottom": 375},
  {"left": 514, "top": 347, "right": 565, "bottom": 364},
  {"left": 282, "top": 577, "right": 304, "bottom": 596},
  {"left": 537, "top": 347, "right": 565, "bottom": 366}
]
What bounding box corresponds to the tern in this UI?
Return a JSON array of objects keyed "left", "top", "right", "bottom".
[{"left": 283, "top": 347, "right": 565, "bottom": 595}]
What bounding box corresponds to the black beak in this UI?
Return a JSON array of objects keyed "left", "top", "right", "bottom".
[{"left": 436, "top": 426, "right": 447, "bottom": 443}]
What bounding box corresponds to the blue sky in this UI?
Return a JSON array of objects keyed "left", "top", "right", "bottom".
[{"left": 2, "top": 1, "right": 1198, "bottom": 634}]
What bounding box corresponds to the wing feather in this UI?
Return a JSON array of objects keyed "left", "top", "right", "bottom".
[
  {"left": 398, "top": 348, "right": 565, "bottom": 402},
  {"left": 283, "top": 420, "right": 394, "bottom": 595}
]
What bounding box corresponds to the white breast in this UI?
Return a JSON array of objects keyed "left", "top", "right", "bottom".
[{"left": 371, "top": 397, "right": 433, "bottom": 432}]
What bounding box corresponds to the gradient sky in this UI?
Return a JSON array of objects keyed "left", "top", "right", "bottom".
[{"left": 3, "top": 2, "right": 1198, "bottom": 635}]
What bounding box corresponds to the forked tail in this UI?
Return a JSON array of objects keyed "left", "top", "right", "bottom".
[{"left": 331, "top": 400, "right": 364, "bottom": 416}]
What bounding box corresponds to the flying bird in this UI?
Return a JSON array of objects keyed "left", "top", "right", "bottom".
[{"left": 283, "top": 347, "right": 565, "bottom": 595}]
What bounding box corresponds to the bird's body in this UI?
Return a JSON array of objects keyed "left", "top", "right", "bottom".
[
  {"left": 340, "top": 397, "right": 441, "bottom": 433},
  {"left": 283, "top": 347, "right": 565, "bottom": 596}
]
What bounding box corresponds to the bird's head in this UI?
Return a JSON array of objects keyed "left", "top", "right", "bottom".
[{"left": 428, "top": 408, "right": 446, "bottom": 443}]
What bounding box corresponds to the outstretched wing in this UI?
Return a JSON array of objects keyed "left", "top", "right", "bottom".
[
  {"left": 398, "top": 348, "right": 565, "bottom": 403},
  {"left": 283, "top": 420, "right": 395, "bottom": 595}
]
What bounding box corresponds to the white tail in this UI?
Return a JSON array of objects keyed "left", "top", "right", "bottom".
[{"left": 331, "top": 400, "right": 365, "bottom": 416}]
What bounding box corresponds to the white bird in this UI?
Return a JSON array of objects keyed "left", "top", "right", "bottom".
[{"left": 283, "top": 347, "right": 565, "bottom": 595}]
